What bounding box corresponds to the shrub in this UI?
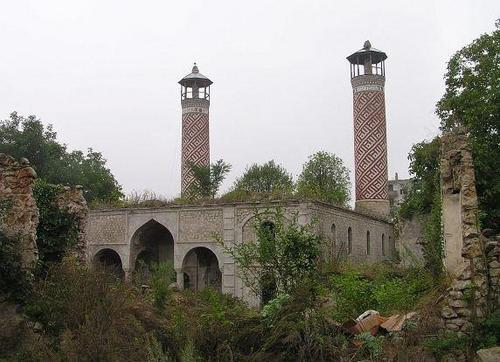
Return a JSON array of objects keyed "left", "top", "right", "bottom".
[
  {"left": 0, "top": 231, "right": 31, "bottom": 303},
  {"left": 33, "top": 180, "right": 79, "bottom": 268},
  {"left": 23, "top": 258, "right": 165, "bottom": 360}
]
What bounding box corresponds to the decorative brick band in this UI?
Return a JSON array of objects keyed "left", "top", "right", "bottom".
[{"left": 181, "top": 99, "right": 210, "bottom": 196}]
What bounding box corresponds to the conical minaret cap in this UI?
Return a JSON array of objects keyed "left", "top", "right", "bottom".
[
  {"left": 179, "top": 62, "right": 213, "bottom": 87},
  {"left": 347, "top": 41, "right": 387, "bottom": 65}
]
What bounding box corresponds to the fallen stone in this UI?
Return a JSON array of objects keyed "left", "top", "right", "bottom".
[{"left": 477, "top": 347, "right": 500, "bottom": 362}]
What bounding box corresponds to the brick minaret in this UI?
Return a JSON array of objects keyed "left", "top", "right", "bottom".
[
  {"left": 347, "top": 41, "right": 389, "bottom": 216},
  {"left": 179, "top": 63, "right": 212, "bottom": 196}
]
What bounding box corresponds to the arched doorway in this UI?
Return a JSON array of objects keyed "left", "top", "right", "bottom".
[
  {"left": 182, "top": 247, "right": 221, "bottom": 292},
  {"left": 92, "top": 248, "right": 125, "bottom": 279},
  {"left": 131, "top": 219, "right": 174, "bottom": 277}
]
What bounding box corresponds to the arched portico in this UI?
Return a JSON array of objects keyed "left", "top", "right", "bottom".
[
  {"left": 92, "top": 248, "right": 125, "bottom": 279},
  {"left": 130, "top": 219, "right": 174, "bottom": 276},
  {"left": 181, "top": 246, "right": 222, "bottom": 292}
]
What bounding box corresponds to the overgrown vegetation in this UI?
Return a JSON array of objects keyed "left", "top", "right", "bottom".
[
  {"left": 0, "top": 231, "right": 31, "bottom": 303},
  {"left": 0, "top": 112, "right": 123, "bottom": 204},
  {"left": 220, "top": 208, "right": 323, "bottom": 299},
  {"left": 436, "top": 28, "right": 500, "bottom": 231},
  {"left": 398, "top": 137, "right": 444, "bottom": 278},
  {"left": 33, "top": 180, "right": 80, "bottom": 269},
  {"left": 232, "top": 160, "right": 294, "bottom": 195},
  {"left": 296, "top": 151, "right": 351, "bottom": 207},
  {"left": 187, "top": 159, "right": 231, "bottom": 199}
]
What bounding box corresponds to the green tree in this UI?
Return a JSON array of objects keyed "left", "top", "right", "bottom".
[
  {"left": 296, "top": 151, "right": 351, "bottom": 206},
  {"left": 399, "top": 138, "right": 444, "bottom": 278},
  {"left": 0, "top": 112, "right": 123, "bottom": 203},
  {"left": 220, "top": 208, "right": 323, "bottom": 298},
  {"left": 436, "top": 27, "right": 500, "bottom": 230},
  {"left": 188, "top": 159, "right": 231, "bottom": 199},
  {"left": 233, "top": 160, "right": 293, "bottom": 194}
]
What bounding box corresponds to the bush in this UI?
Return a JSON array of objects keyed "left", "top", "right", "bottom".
[
  {"left": 33, "top": 180, "right": 79, "bottom": 268},
  {"left": 0, "top": 231, "right": 31, "bottom": 303},
  {"left": 23, "top": 258, "right": 165, "bottom": 360},
  {"left": 329, "top": 263, "right": 434, "bottom": 320}
]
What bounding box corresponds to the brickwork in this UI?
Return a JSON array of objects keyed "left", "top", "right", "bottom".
[
  {"left": 181, "top": 98, "right": 210, "bottom": 196},
  {"left": 351, "top": 73, "right": 389, "bottom": 217}
]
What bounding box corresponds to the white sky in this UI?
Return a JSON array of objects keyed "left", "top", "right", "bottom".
[{"left": 1, "top": 1, "right": 499, "bottom": 200}]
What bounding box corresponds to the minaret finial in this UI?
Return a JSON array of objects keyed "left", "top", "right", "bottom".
[
  {"left": 192, "top": 62, "right": 199, "bottom": 73},
  {"left": 363, "top": 40, "right": 371, "bottom": 49}
]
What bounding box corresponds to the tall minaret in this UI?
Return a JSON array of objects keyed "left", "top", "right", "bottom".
[
  {"left": 178, "top": 63, "right": 213, "bottom": 196},
  {"left": 347, "top": 41, "right": 389, "bottom": 216}
]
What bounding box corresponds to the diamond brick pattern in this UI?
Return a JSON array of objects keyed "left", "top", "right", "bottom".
[
  {"left": 181, "top": 110, "right": 210, "bottom": 195},
  {"left": 353, "top": 90, "right": 388, "bottom": 201}
]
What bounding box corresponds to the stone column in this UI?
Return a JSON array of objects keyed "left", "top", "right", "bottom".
[
  {"left": 440, "top": 127, "right": 489, "bottom": 334},
  {"left": 175, "top": 268, "right": 184, "bottom": 290},
  {"left": 0, "top": 154, "right": 39, "bottom": 270}
]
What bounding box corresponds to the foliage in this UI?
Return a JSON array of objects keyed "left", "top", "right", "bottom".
[
  {"left": 398, "top": 137, "right": 444, "bottom": 278},
  {"left": 424, "top": 311, "right": 500, "bottom": 360},
  {"left": 0, "top": 231, "right": 31, "bottom": 303},
  {"left": 399, "top": 137, "right": 441, "bottom": 218},
  {"left": 436, "top": 28, "right": 500, "bottom": 230},
  {"left": 221, "top": 208, "right": 323, "bottom": 298},
  {"left": 233, "top": 160, "right": 294, "bottom": 195},
  {"left": 261, "top": 293, "right": 290, "bottom": 324},
  {"left": 165, "top": 288, "right": 263, "bottom": 361},
  {"left": 296, "top": 151, "right": 351, "bottom": 206},
  {"left": 149, "top": 261, "right": 176, "bottom": 311},
  {"left": 32, "top": 180, "right": 79, "bottom": 268},
  {"left": 422, "top": 191, "right": 444, "bottom": 278},
  {"left": 258, "top": 281, "right": 350, "bottom": 361},
  {"left": 22, "top": 258, "right": 164, "bottom": 361},
  {"left": 187, "top": 159, "right": 231, "bottom": 199},
  {"left": 354, "top": 332, "right": 384, "bottom": 359},
  {"left": 329, "top": 263, "right": 434, "bottom": 321},
  {"left": 0, "top": 112, "right": 123, "bottom": 203}
]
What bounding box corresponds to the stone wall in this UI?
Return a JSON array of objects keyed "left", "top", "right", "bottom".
[
  {"left": 396, "top": 215, "right": 425, "bottom": 266},
  {"left": 56, "top": 185, "right": 88, "bottom": 261},
  {"left": 0, "top": 154, "right": 39, "bottom": 269},
  {"left": 440, "top": 128, "right": 492, "bottom": 333},
  {"left": 85, "top": 200, "right": 395, "bottom": 304}
]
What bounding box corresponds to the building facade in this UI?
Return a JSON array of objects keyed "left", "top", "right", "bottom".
[{"left": 85, "top": 200, "right": 394, "bottom": 305}]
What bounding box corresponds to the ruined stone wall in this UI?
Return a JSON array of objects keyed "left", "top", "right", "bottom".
[
  {"left": 0, "top": 154, "right": 39, "bottom": 269},
  {"left": 396, "top": 216, "right": 425, "bottom": 266},
  {"left": 440, "top": 128, "right": 493, "bottom": 333},
  {"left": 56, "top": 185, "right": 88, "bottom": 261}
]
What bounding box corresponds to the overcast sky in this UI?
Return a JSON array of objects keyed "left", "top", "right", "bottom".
[{"left": 1, "top": 1, "right": 499, "bottom": 200}]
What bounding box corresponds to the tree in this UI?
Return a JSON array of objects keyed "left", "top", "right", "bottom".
[
  {"left": 296, "top": 151, "right": 351, "bottom": 206},
  {"left": 398, "top": 137, "right": 444, "bottom": 278},
  {"left": 188, "top": 159, "right": 231, "bottom": 199},
  {"left": 436, "top": 27, "right": 500, "bottom": 230},
  {"left": 233, "top": 160, "right": 293, "bottom": 194},
  {"left": 220, "top": 208, "right": 322, "bottom": 299},
  {"left": 0, "top": 112, "right": 123, "bottom": 203}
]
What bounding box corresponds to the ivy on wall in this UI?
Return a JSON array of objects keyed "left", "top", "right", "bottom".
[{"left": 33, "top": 180, "right": 79, "bottom": 268}]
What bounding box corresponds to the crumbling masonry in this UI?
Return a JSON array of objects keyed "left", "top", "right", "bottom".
[
  {"left": 0, "top": 154, "right": 39, "bottom": 269},
  {"left": 440, "top": 128, "right": 499, "bottom": 333}
]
